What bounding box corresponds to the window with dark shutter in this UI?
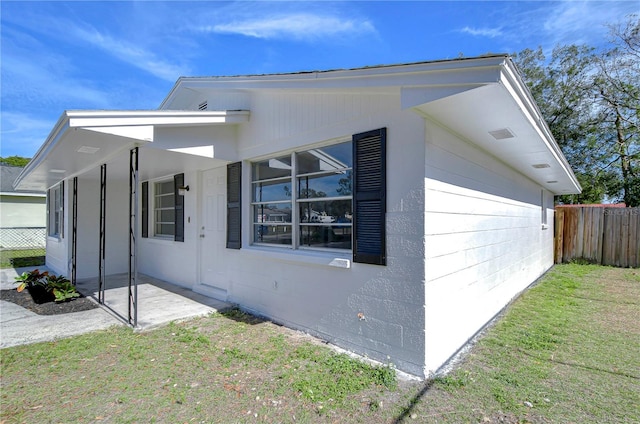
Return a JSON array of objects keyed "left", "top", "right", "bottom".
[
  {"left": 142, "top": 181, "right": 148, "bottom": 238},
  {"left": 353, "top": 128, "right": 386, "bottom": 265},
  {"left": 227, "top": 162, "right": 242, "bottom": 249},
  {"left": 174, "top": 173, "right": 185, "bottom": 242}
]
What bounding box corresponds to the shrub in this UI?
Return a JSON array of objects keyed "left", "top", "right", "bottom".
[{"left": 15, "top": 269, "right": 80, "bottom": 303}]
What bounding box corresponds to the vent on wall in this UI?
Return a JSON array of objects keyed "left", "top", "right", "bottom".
[
  {"left": 488, "top": 128, "right": 515, "bottom": 140},
  {"left": 198, "top": 101, "right": 208, "bottom": 111}
]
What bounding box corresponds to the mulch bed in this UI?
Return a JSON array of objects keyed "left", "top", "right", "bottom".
[{"left": 0, "top": 289, "right": 99, "bottom": 315}]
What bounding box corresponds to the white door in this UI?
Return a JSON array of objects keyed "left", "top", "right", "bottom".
[{"left": 195, "top": 167, "right": 228, "bottom": 300}]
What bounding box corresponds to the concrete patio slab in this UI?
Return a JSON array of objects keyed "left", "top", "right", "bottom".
[{"left": 1, "top": 267, "right": 233, "bottom": 348}]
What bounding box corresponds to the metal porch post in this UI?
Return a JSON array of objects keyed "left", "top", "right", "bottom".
[
  {"left": 129, "top": 147, "right": 139, "bottom": 327},
  {"left": 98, "top": 164, "right": 106, "bottom": 304},
  {"left": 71, "top": 177, "right": 78, "bottom": 285}
]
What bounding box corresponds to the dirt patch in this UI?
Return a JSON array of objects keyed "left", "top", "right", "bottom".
[
  {"left": 594, "top": 268, "right": 640, "bottom": 335},
  {"left": 0, "top": 289, "right": 98, "bottom": 315}
]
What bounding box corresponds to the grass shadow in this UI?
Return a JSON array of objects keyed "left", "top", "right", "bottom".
[{"left": 218, "top": 307, "right": 268, "bottom": 325}]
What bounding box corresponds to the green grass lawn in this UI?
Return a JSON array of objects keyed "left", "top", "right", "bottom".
[
  {"left": 0, "top": 248, "right": 45, "bottom": 269},
  {"left": 1, "top": 264, "right": 638, "bottom": 423}
]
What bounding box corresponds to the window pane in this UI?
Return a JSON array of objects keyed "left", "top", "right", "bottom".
[
  {"left": 299, "top": 225, "right": 352, "bottom": 249},
  {"left": 252, "top": 156, "right": 292, "bottom": 181},
  {"left": 253, "top": 203, "right": 292, "bottom": 223},
  {"left": 155, "top": 223, "right": 174, "bottom": 236},
  {"left": 299, "top": 200, "right": 352, "bottom": 223},
  {"left": 155, "top": 209, "right": 175, "bottom": 223},
  {"left": 156, "top": 181, "right": 174, "bottom": 195},
  {"left": 298, "top": 171, "right": 352, "bottom": 198},
  {"left": 155, "top": 194, "right": 174, "bottom": 208},
  {"left": 296, "top": 142, "right": 352, "bottom": 174},
  {"left": 253, "top": 180, "right": 292, "bottom": 202},
  {"left": 253, "top": 224, "right": 292, "bottom": 245}
]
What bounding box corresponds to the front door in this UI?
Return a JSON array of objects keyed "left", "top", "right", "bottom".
[{"left": 196, "top": 167, "right": 228, "bottom": 300}]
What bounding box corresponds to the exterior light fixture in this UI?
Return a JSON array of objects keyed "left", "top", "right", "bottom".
[{"left": 178, "top": 185, "right": 190, "bottom": 195}]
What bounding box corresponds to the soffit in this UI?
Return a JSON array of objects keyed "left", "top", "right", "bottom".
[{"left": 15, "top": 110, "right": 248, "bottom": 191}]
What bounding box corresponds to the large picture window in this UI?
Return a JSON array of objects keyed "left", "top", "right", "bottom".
[
  {"left": 251, "top": 141, "right": 353, "bottom": 251},
  {"left": 48, "top": 182, "right": 64, "bottom": 237},
  {"left": 242, "top": 127, "right": 386, "bottom": 264}
]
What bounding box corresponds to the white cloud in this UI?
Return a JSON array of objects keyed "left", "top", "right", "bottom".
[
  {"left": 202, "top": 12, "right": 376, "bottom": 41},
  {"left": 520, "top": 1, "right": 638, "bottom": 50},
  {"left": 67, "top": 24, "right": 190, "bottom": 82},
  {"left": 1, "top": 52, "right": 112, "bottom": 109},
  {"left": 460, "top": 26, "right": 503, "bottom": 39},
  {"left": 1, "top": 112, "right": 57, "bottom": 157}
]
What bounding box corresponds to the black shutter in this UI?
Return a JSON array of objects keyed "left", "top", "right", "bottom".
[
  {"left": 174, "top": 173, "right": 185, "bottom": 242},
  {"left": 353, "top": 128, "right": 386, "bottom": 265},
  {"left": 141, "top": 181, "right": 148, "bottom": 238},
  {"left": 227, "top": 162, "right": 242, "bottom": 249}
]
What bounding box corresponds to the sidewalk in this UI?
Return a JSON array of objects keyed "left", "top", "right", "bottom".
[{"left": 1, "top": 267, "right": 231, "bottom": 349}]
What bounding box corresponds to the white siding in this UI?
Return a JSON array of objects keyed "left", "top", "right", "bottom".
[
  {"left": 138, "top": 170, "right": 200, "bottom": 287},
  {"left": 238, "top": 90, "right": 396, "bottom": 158},
  {"left": 215, "top": 90, "right": 430, "bottom": 376},
  {"left": 0, "top": 196, "right": 46, "bottom": 227},
  {"left": 423, "top": 121, "right": 554, "bottom": 373}
]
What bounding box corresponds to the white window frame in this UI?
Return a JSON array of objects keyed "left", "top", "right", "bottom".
[
  {"left": 48, "top": 183, "right": 63, "bottom": 238},
  {"left": 250, "top": 139, "right": 353, "bottom": 252},
  {"left": 153, "top": 178, "right": 175, "bottom": 239},
  {"left": 541, "top": 189, "right": 549, "bottom": 230}
]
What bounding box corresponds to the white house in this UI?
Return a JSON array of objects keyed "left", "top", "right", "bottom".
[
  {"left": 1, "top": 164, "right": 46, "bottom": 250},
  {"left": 14, "top": 55, "right": 581, "bottom": 378}
]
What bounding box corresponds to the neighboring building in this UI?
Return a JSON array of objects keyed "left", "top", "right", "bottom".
[
  {"left": 14, "top": 55, "right": 581, "bottom": 377},
  {"left": 0, "top": 164, "right": 46, "bottom": 250}
]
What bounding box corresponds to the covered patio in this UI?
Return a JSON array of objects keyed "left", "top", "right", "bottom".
[
  {"left": 13, "top": 110, "right": 248, "bottom": 327},
  {"left": 75, "top": 272, "right": 231, "bottom": 330}
]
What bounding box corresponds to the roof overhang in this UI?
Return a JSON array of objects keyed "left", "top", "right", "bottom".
[
  {"left": 14, "top": 110, "right": 249, "bottom": 191},
  {"left": 163, "top": 55, "right": 580, "bottom": 195},
  {"left": 404, "top": 58, "right": 581, "bottom": 195}
]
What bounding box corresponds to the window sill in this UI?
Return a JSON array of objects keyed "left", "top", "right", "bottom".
[
  {"left": 241, "top": 246, "right": 351, "bottom": 269},
  {"left": 142, "top": 236, "right": 179, "bottom": 244}
]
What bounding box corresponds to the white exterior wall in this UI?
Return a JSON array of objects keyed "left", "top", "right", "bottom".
[
  {"left": 423, "top": 121, "right": 555, "bottom": 374},
  {"left": 138, "top": 169, "right": 200, "bottom": 287},
  {"left": 218, "top": 90, "right": 428, "bottom": 376},
  {"left": 0, "top": 195, "right": 46, "bottom": 227},
  {"left": 46, "top": 177, "right": 130, "bottom": 279}
]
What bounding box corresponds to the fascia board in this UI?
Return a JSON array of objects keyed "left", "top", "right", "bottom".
[
  {"left": 160, "top": 56, "right": 508, "bottom": 107},
  {"left": 174, "top": 66, "right": 503, "bottom": 91},
  {"left": 66, "top": 110, "right": 250, "bottom": 128},
  {"left": 13, "top": 112, "right": 70, "bottom": 191},
  {"left": 0, "top": 192, "right": 46, "bottom": 197},
  {"left": 500, "top": 61, "right": 582, "bottom": 194}
]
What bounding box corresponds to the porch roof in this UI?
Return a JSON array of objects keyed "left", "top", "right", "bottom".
[{"left": 14, "top": 110, "right": 249, "bottom": 191}]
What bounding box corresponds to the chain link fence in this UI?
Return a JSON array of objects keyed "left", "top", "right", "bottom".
[{"left": 0, "top": 227, "right": 46, "bottom": 268}]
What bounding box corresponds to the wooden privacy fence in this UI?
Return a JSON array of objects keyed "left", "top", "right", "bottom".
[{"left": 555, "top": 206, "right": 640, "bottom": 267}]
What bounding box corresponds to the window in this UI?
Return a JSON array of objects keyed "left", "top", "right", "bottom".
[
  {"left": 238, "top": 128, "right": 386, "bottom": 264},
  {"left": 142, "top": 173, "right": 184, "bottom": 242},
  {"left": 154, "top": 180, "right": 175, "bottom": 238},
  {"left": 541, "top": 189, "right": 548, "bottom": 229},
  {"left": 48, "top": 182, "right": 64, "bottom": 237},
  {"left": 251, "top": 142, "right": 353, "bottom": 251}
]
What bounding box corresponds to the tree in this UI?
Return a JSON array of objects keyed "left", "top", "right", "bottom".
[
  {"left": 514, "top": 14, "right": 640, "bottom": 206},
  {"left": 0, "top": 156, "right": 31, "bottom": 167},
  {"left": 591, "top": 15, "right": 640, "bottom": 206}
]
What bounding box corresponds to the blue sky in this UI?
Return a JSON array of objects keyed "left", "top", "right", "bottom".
[{"left": 1, "top": 1, "right": 637, "bottom": 158}]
